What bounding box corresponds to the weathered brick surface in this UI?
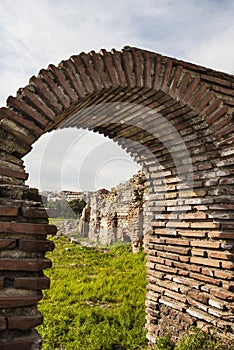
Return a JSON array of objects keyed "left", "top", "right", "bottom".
[
  {"left": 8, "top": 314, "right": 43, "bottom": 330},
  {"left": 14, "top": 276, "right": 50, "bottom": 290},
  {"left": 21, "top": 207, "right": 48, "bottom": 218},
  {"left": 0, "top": 46, "right": 233, "bottom": 346},
  {"left": 0, "top": 221, "right": 57, "bottom": 235},
  {"left": 0, "top": 296, "right": 42, "bottom": 308},
  {"left": 0, "top": 258, "right": 52, "bottom": 271},
  {"left": 0, "top": 316, "right": 7, "bottom": 331},
  {"left": 19, "top": 239, "right": 55, "bottom": 252},
  {"left": 0, "top": 330, "right": 41, "bottom": 350},
  {"left": 0, "top": 206, "right": 19, "bottom": 216}
]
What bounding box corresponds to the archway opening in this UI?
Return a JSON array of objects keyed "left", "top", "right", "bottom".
[
  {"left": 0, "top": 47, "right": 233, "bottom": 349},
  {"left": 22, "top": 126, "right": 149, "bottom": 349}
]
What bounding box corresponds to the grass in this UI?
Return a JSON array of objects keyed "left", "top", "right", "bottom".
[
  {"left": 37, "top": 236, "right": 148, "bottom": 350},
  {"left": 155, "top": 328, "right": 234, "bottom": 350},
  {"left": 37, "top": 236, "right": 234, "bottom": 350}
]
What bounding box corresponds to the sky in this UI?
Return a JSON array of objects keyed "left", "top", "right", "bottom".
[{"left": 0, "top": 0, "right": 234, "bottom": 192}]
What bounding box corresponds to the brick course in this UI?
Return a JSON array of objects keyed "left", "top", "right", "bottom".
[{"left": 0, "top": 46, "right": 233, "bottom": 347}]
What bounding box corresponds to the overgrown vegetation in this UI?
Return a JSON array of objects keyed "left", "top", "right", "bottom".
[
  {"left": 46, "top": 198, "right": 86, "bottom": 218},
  {"left": 38, "top": 237, "right": 233, "bottom": 350},
  {"left": 155, "top": 328, "right": 234, "bottom": 350},
  {"left": 37, "top": 236, "right": 148, "bottom": 350}
]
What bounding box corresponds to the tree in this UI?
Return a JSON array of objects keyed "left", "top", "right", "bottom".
[{"left": 68, "top": 199, "right": 86, "bottom": 216}]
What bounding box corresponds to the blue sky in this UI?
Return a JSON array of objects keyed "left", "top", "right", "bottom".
[{"left": 0, "top": 0, "right": 233, "bottom": 191}]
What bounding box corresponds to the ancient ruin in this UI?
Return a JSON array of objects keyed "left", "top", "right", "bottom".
[
  {"left": 0, "top": 46, "right": 233, "bottom": 348},
  {"left": 61, "top": 171, "right": 147, "bottom": 251}
]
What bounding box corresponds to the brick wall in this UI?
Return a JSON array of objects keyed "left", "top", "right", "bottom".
[{"left": 0, "top": 46, "right": 233, "bottom": 348}]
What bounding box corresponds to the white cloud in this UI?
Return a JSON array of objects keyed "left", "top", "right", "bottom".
[
  {"left": 24, "top": 128, "right": 140, "bottom": 191},
  {"left": 1, "top": 0, "right": 234, "bottom": 105}
]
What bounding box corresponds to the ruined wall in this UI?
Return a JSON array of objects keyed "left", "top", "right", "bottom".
[
  {"left": 78, "top": 171, "right": 147, "bottom": 250},
  {"left": 0, "top": 46, "right": 233, "bottom": 348}
]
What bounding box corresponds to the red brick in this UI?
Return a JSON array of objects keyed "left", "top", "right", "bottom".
[
  {"left": 14, "top": 276, "right": 50, "bottom": 290},
  {"left": 175, "top": 72, "right": 191, "bottom": 98},
  {"left": 210, "top": 288, "right": 234, "bottom": 301},
  {"left": 161, "top": 59, "right": 173, "bottom": 92},
  {"left": 147, "top": 269, "right": 165, "bottom": 279},
  {"left": 201, "top": 98, "right": 221, "bottom": 118},
  {"left": 165, "top": 238, "right": 190, "bottom": 246},
  {"left": 19, "top": 239, "right": 55, "bottom": 252},
  {"left": 21, "top": 87, "right": 55, "bottom": 121},
  {"left": 0, "top": 167, "right": 28, "bottom": 180},
  {"left": 174, "top": 261, "right": 200, "bottom": 273},
  {"left": 0, "top": 239, "right": 16, "bottom": 250},
  {"left": 187, "top": 290, "right": 209, "bottom": 304},
  {"left": 147, "top": 255, "right": 165, "bottom": 264},
  {"left": 186, "top": 306, "right": 215, "bottom": 323},
  {"left": 190, "top": 272, "right": 221, "bottom": 286},
  {"left": 0, "top": 206, "right": 19, "bottom": 216},
  {"left": 191, "top": 248, "right": 206, "bottom": 257},
  {"left": 201, "top": 268, "right": 214, "bottom": 277},
  {"left": 8, "top": 314, "right": 43, "bottom": 330},
  {"left": 0, "top": 296, "right": 42, "bottom": 308},
  {"left": 190, "top": 256, "right": 221, "bottom": 268},
  {"left": 206, "top": 105, "right": 229, "bottom": 124},
  {"left": 159, "top": 296, "right": 185, "bottom": 312},
  {"left": 49, "top": 64, "right": 78, "bottom": 102},
  {"left": 208, "top": 232, "right": 234, "bottom": 239},
  {"left": 0, "top": 258, "right": 52, "bottom": 271},
  {"left": 21, "top": 207, "right": 48, "bottom": 218},
  {"left": 190, "top": 240, "right": 221, "bottom": 249},
  {"left": 30, "top": 75, "right": 63, "bottom": 114},
  {"left": 208, "top": 251, "right": 234, "bottom": 260},
  {"left": 179, "top": 255, "right": 190, "bottom": 263},
  {"left": 173, "top": 276, "right": 202, "bottom": 289},
  {"left": 181, "top": 212, "right": 207, "bottom": 220},
  {"left": 208, "top": 298, "right": 226, "bottom": 310},
  {"left": 191, "top": 222, "right": 220, "bottom": 229},
  {"left": 0, "top": 316, "right": 6, "bottom": 331},
  {"left": 7, "top": 96, "right": 49, "bottom": 128},
  {"left": 147, "top": 283, "right": 164, "bottom": 294},
  {"left": 165, "top": 246, "right": 190, "bottom": 255},
  {"left": 155, "top": 263, "right": 178, "bottom": 274},
  {"left": 0, "top": 221, "right": 57, "bottom": 235},
  {"left": 213, "top": 270, "right": 233, "bottom": 280},
  {"left": 222, "top": 261, "right": 234, "bottom": 269},
  {"left": 61, "top": 59, "right": 87, "bottom": 97},
  {"left": 179, "top": 230, "right": 207, "bottom": 238},
  {"left": 39, "top": 68, "right": 71, "bottom": 108},
  {"left": 0, "top": 106, "right": 42, "bottom": 136},
  {"left": 157, "top": 251, "right": 179, "bottom": 261},
  {"left": 169, "top": 65, "right": 183, "bottom": 96},
  {"left": 164, "top": 289, "right": 187, "bottom": 303}
]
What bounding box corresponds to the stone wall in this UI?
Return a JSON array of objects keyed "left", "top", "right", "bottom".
[
  {"left": 77, "top": 171, "right": 147, "bottom": 251},
  {"left": 0, "top": 46, "right": 233, "bottom": 348}
]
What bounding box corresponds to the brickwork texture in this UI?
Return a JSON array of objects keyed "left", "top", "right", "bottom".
[{"left": 0, "top": 46, "right": 233, "bottom": 348}]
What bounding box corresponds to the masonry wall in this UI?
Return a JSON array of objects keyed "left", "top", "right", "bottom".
[
  {"left": 77, "top": 171, "right": 147, "bottom": 250},
  {"left": 0, "top": 46, "right": 233, "bottom": 348}
]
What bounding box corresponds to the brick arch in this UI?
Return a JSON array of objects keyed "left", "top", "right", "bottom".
[{"left": 0, "top": 46, "right": 233, "bottom": 348}]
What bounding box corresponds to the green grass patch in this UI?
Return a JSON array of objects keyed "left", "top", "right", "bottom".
[{"left": 37, "top": 236, "right": 148, "bottom": 350}]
